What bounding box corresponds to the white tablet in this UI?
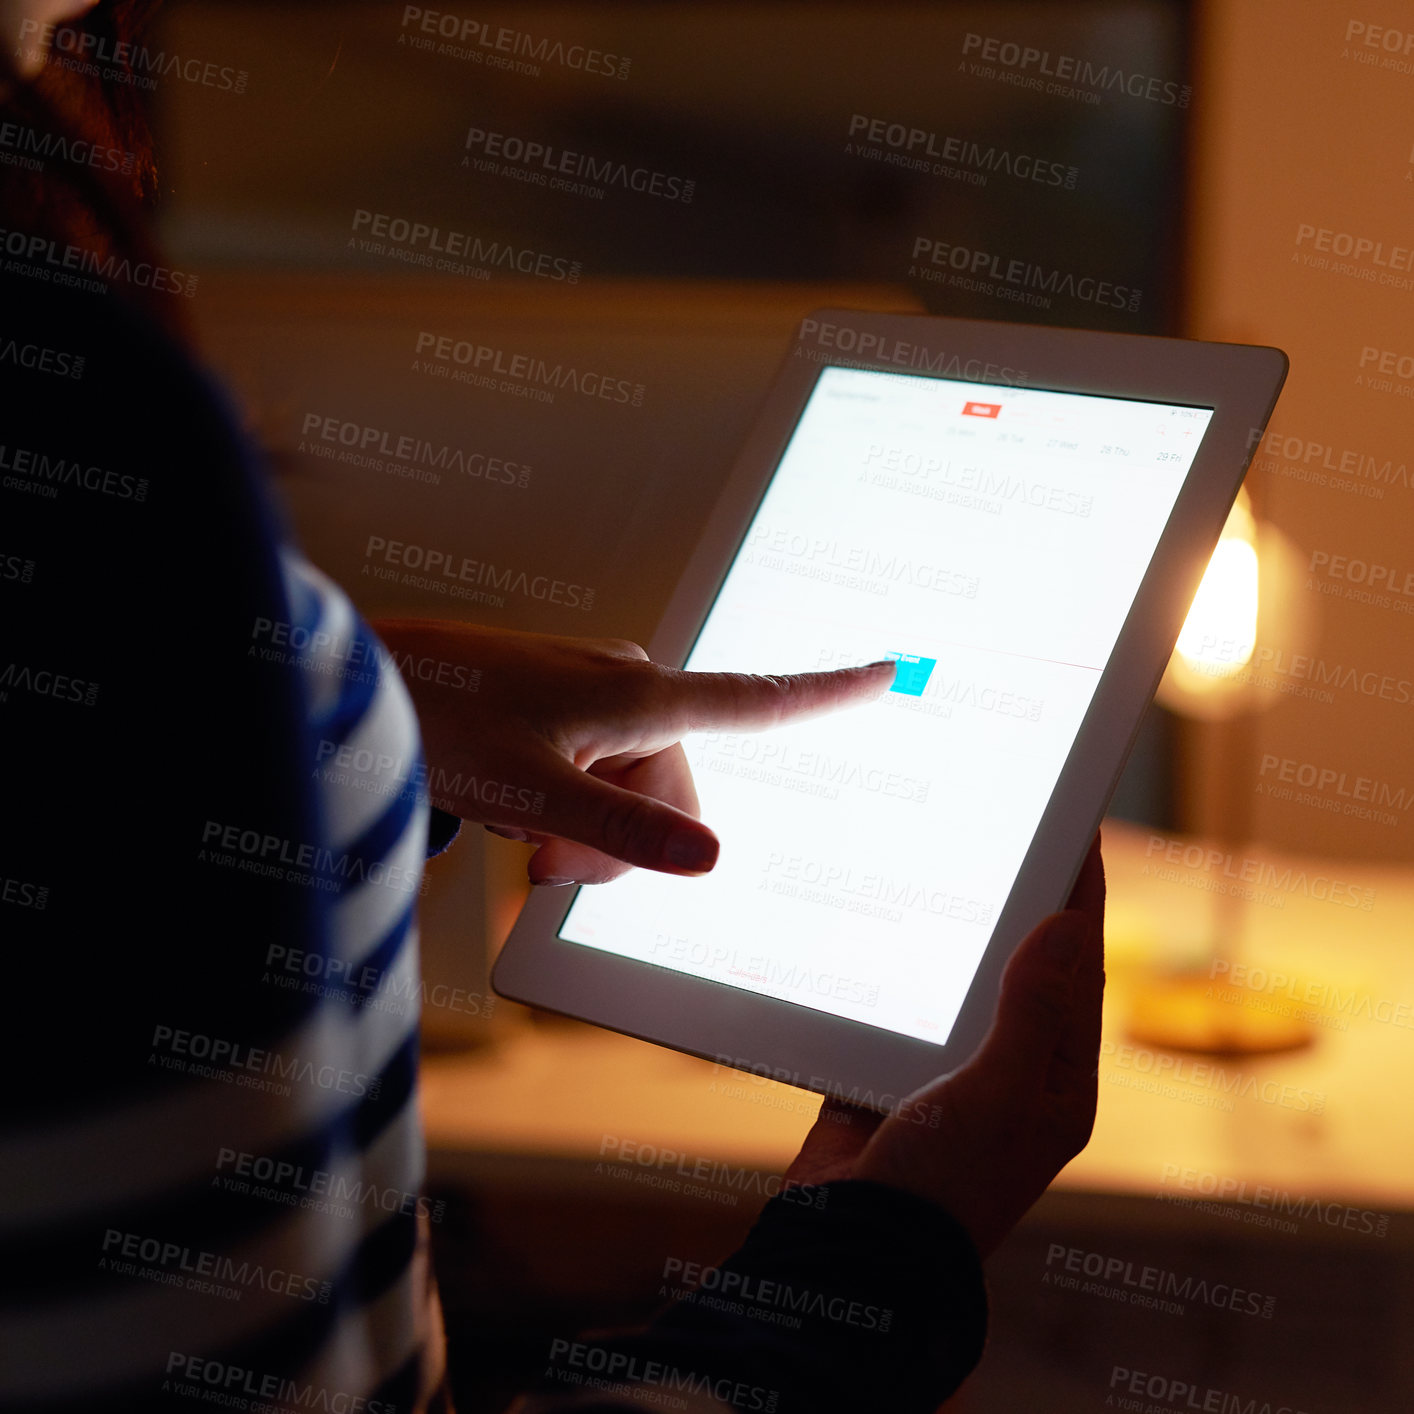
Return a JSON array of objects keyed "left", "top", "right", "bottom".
[{"left": 492, "top": 309, "right": 1287, "bottom": 1111}]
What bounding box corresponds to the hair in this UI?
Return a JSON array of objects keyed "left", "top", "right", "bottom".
[{"left": 0, "top": 0, "right": 186, "bottom": 337}]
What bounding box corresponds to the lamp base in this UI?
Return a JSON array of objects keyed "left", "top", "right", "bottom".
[{"left": 1125, "top": 973, "right": 1315, "bottom": 1055}]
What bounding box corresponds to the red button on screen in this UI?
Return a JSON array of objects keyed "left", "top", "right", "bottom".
[{"left": 962, "top": 402, "right": 1002, "bottom": 418}]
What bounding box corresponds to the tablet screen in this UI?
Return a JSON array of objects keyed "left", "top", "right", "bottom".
[{"left": 560, "top": 366, "right": 1213, "bottom": 1044}]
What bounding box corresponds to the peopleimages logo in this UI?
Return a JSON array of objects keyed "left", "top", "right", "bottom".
[
  {"left": 1, "top": 552, "right": 37, "bottom": 583},
  {"left": 544, "top": 1341, "right": 778, "bottom": 1412},
  {"left": 845, "top": 113, "right": 1078, "bottom": 189},
  {"left": 660, "top": 1256, "right": 893, "bottom": 1333},
  {"left": 707, "top": 1058, "right": 943, "bottom": 1128},
  {"left": 1307, "top": 547, "right": 1414, "bottom": 612},
  {"left": 149, "top": 1022, "right": 381, "bottom": 1100},
  {"left": 1190, "top": 639, "right": 1413, "bottom": 708},
  {"left": 910, "top": 235, "right": 1142, "bottom": 312},
  {"left": 1101, "top": 1038, "right": 1325, "bottom": 1114},
  {"left": 1293, "top": 222, "right": 1414, "bottom": 290},
  {"left": 300, "top": 411, "right": 530, "bottom": 490},
  {"left": 412, "top": 330, "right": 645, "bottom": 407},
  {"left": 362, "top": 534, "right": 596, "bottom": 611},
  {"left": 1342, "top": 19, "right": 1414, "bottom": 75},
  {"left": 214, "top": 1146, "right": 445, "bottom": 1222},
  {"left": 759, "top": 851, "right": 992, "bottom": 926},
  {"left": 199, "top": 818, "right": 425, "bottom": 900},
  {"left": 0, "top": 331, "right": 84, "bottom": 379},
  {"left": 860, "top": 443, "right": 1094, "bottom": 519},
  {"left": 0, "top": 120, "right": 134, "bottom": 175},
  {"left": 1253, "top": 426, "right": 1409, "bottom": 500},
  {"left": 400, "top": 6, "right": 631, "bottom": 80},
  {"left": 16, "top": 19, "right": 249, "bottom": 93},
  {"left": 349, "top": 207, "right": 581, "bottom": 282},
  {"left": 463, "top": 126, "right": 692, "bottom": 202},
  {"left": 101, "top": 1230, "right": 329, "bottom": 1304},
  {"left": 0, "top": 661, "right": 99, "bottom": 707},
  {"left": 743, "top": 523, "right": 981, "bottom": 601},
  {"left": 165, "top": 1354, "right": 395, "bottom": 1414},
  {"left": 649, "top": 930, "right": 882, "bottom": 1006},
  {"left": 794, "top": 317, "right": 1026, "bottom": 384},
  {"left": 1143, "top": 833, "right": 1376, "bottom": 911},
  {"left": 0, "top": 442, "right": 149, "bottom": 503},
  {"left": 960, "top": 32, "right": 1191, "bottom": 106},
  {"left": 1258, "top": 751, "right": 1410, "bottom": 827},
  {"left": 1044, "top": 1242, "right": 1276, "bottom": 1319},
  {"left": 1358, "top": 345, "right": 1414, "bottom": 381},
  {"left": 0, "top": 224, "right": 199, "bottom": 297},
  {"left": 1158, "top": 1162, "right": 1391, "bottom": 1238},
  {"left": 1, "top": 875, "right": 48, "bottom": 909},
  {"left": 1210, "top": 958, "right": 1414, "bottom": 1032},
  {"left": 1108, "top": 1364, "right": 1307, "bottom": 1414}
]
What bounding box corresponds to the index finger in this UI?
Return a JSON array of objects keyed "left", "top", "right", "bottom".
[{"left": 651, "top": 658, "right": 898, "bottom": 736}]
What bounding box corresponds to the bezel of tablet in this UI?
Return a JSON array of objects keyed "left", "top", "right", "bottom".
[{"left": 492, "top": 309, "right": 1288, "bottom": 1112}]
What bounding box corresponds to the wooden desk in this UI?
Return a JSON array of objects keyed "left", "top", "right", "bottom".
[{"left": 421, "top": 818, "right": 1414, "bottom": 1211}]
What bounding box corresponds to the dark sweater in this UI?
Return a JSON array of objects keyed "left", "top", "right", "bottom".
[{"left": 0, "top": 264, "right": 987, "bottom": 1414}]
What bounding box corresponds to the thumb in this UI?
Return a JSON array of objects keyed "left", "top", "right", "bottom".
[
  {"left": 531, "top": 752, "right": 720, "bottom": 876},
  {"left": 969, "top": 910, "right": 1089, "bottom": 1094}
]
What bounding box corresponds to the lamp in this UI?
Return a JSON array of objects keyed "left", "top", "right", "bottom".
[{"left": 1125, "top": 484, "right": 1317, "bottom": 1055}]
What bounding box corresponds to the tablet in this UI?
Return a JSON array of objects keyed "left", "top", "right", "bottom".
[{"left": 492, "top": 309, "right": 1287, "bottom": 1111}]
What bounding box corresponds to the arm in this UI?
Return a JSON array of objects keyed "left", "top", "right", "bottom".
[
  {"left": 511, "top": 841, "right": 1105, "bottom": 1413},
  {"left": 512, "top": 1181, "right": 986, "bottom": 1414}
]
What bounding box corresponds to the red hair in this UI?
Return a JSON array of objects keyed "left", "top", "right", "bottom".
[{"left": 0, "top": 0, "right": 187, "bottom": 337}]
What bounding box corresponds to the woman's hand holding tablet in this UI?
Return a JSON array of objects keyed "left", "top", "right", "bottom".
[{"left": 784, "top": 834, "right": 1105, "bottom": 1256}]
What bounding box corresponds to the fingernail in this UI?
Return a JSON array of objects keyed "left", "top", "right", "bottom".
[
  {"left": 666, "top": 829, "right": 717, "bottom": 873},
  {"left": 485, "top": 825, "right": 530, "bottom": 843},
  {"left": 1044, "top": 911, "right": 1088, "bottom": 965},
  {"left": 531, "top": 876, "right": 575, "bottom": 887}
]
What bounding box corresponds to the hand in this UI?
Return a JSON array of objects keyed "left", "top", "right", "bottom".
[
  {"left": 369, "top": 619, "right": 896, "bottom": 885},
  {"left": 783, "top": 834, "right": 1106, "bottom": 1257}
]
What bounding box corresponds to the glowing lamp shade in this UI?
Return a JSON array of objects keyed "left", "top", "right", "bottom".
[
  {"left": 1158, "top": 491, "right": 1268, "bottom": 716},
  {"left": 1174, "top": 536, "right": 1259, "bottom": 674}
]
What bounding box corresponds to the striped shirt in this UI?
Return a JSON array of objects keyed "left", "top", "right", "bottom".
[{"left": 1, "top": 544, "right": 450, "bottom": 1413}]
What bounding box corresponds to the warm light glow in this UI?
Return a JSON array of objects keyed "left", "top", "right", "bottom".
[{"left": 1174, "top": 496, "right": 1259, "bottom": 678}]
